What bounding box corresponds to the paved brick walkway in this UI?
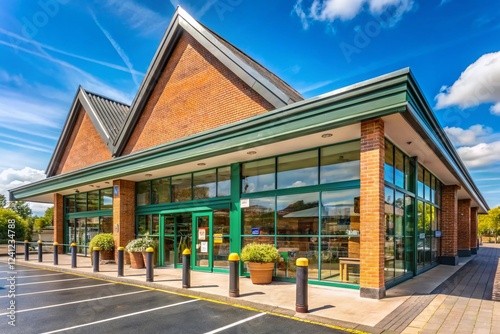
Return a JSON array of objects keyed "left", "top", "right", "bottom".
[{"left": 378, "top": 244, "right": 500, "bottom": 334}]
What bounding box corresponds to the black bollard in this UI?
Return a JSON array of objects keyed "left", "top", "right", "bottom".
[
  {"left": 117, "top": 247, "right": 124, "bottom": 277},
  {"left": 228, "top": 253, "right": 240, "bottom": 297},
  {"left": 71, "top": 242, "right": 77, "bottom": 268},
  {"left": 37, "top": 240, "right": 43, "bottom": 262},
  {"left": 24, "top": 240, "right": 29, "bottom": 261},
  {"left": 53, "top": 242, "right": 59, "bottom": 265},
  {"left": 146, "top": 247, "right": 154, "bottom": 282},
  {"left": 93, "top": 247, "right": 100, "bottom": 272},
  {"left": 182, "top": 248, "right": 191, "bottom": 288},
  {"left": 295, "top": 258, "right": 309, "bottom": 313}
]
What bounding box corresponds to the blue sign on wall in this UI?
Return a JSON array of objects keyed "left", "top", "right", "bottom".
[{"left": 251, "top": 228, "right": 260, "bottom": 235}]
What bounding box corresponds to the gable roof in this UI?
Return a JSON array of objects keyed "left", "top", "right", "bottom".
[
  {"left": 46, "top": 86, "right": 129, "bottom": 177},
  {"left": 112, "top": 6, "right": 303, "bottom": 156}
]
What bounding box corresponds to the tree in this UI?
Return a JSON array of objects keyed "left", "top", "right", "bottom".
[
  {"left": 479, "top": 206, "right": 500, "bottom": 243},
  {"left": 0, "top": 208, "right": 28, "bottom": 242},
  {"left": 0, "top": 194, "right": 6, "bottom": 208},
  {"left": 34, "top": 207, "right": 54, "bottom": 233},
  {"left": 8, "top": 201, "right": 32, "bottom": 220}
]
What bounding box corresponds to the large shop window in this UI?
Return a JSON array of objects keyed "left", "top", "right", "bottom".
[
  {"left": 137, "top": 166, "right": 231, "bottom": 206},
  {"left": 242, "top": 141, "right": 361, "bottom": 194},
  {"left": 242, "top": 189, "right": 360, "bottom": 284}
]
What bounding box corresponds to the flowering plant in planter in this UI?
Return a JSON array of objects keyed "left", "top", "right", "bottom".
[
  {"left": 241, "top": 242, "right": 279, "bottom": 284},
  {"left": 89, "top": 233, "right": 115, "bottom": 263}
]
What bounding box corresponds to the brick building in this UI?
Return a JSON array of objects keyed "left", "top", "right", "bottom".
[{"left": 10, "top": 8, "right": 488, "bottom": 299}]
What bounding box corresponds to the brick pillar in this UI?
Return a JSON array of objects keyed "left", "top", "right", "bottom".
[
  {"left": 53, "top": 193, "right": 64, "bottom": 253},
  {"left": 113, "top": 180, "right": 136, "bottom": 261},
  {"left": 359, "top": 118, "right": 385, "bottom": 299},
  {"left": 458, "top": 199, "right": 471, "bottom": 257},
  {"left": 470, "top": 207, "right": 479, "bottom": 254},
  {"left": 440, "top": 185, "right": 460, "bottom": 265}
]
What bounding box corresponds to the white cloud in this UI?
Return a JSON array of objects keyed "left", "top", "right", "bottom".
[
  {"left": 456, "top": 142, "right": 500, "bottom": 168},
  {"left": 294, "top": 0, "right": 414, "bottom": 29},
  {"left": 444, "top": 124, "right": 497, "bottom": 146},
  {"left": 0, "top": 167, "right": 51, "bottom": 215},
  {"left": 435, "top": 51, "right": 500, "bottom": 114}
]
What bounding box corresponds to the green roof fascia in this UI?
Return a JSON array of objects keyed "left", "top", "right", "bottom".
[
  {"left": 404, "top": 72, "right": 489, "bottom": 212},
  {"left": 10, "top": 69, "right": 411, "bottom": 201}
]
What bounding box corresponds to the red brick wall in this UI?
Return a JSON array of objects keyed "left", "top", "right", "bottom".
[
  {"left": 359, "top": 118, "right": 385, "bottom": 298},
  {"left": 122, "top": 32, "right": 275, "bottom": 155},
  {"left": 458, "top": 199, "right": 471, "bottom": 252},
  {"left": 470, "top": 207, "right": 478, "bottom": 249},
  {"left": 55, "top": 106, "right": 112, "bottom": 175},
  {"left": 441, "top": 185, "right": 459, "bottom": 257},
  {"left": 53, "top": 193, "right": 64, "bottom": 253},
  {"left": 112, "top": 180, "right": 135, "bottom": 260}
]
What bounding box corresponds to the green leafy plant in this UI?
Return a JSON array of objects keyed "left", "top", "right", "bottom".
[
  {"left": 241, "top": 242, "right": 279, "bottom": 263},
  {"left": 142, "top": 235, "right": 158, "bottom": 250},
  {"left": 125, "top": 238, "right": 145, "bottom": 253},
  {"left": 89, "top": 233, "right": 115, "bottom": 252}
]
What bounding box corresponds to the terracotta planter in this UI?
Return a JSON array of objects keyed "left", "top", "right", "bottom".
[
  {"left": 90, "top": 249, "right": 115, "bottom": 265},
  {"left": 129, "top": 251, "right": 145, "bottom": 269},
  {"left": 247, "top": 262, "right": 275, "bottom": 284}
]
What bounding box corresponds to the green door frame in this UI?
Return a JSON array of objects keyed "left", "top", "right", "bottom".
[{"left": 192, "top": 212, "right": 213, "bottom": 272}]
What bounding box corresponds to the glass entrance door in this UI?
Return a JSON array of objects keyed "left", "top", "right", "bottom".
[{"left": 192, "top": 212, "right": 212, "bottom": 271}]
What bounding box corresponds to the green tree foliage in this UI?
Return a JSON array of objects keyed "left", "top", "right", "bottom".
[
  {"left": 0, "top": 194, "right": 6, "bottom": 208},
  {"left": 8, "top": 201, "right": 33, "bottom": 220},
  {"left": 0, "top": 208, "right": 28, "bottom": 242},
  {"left": 34, "top": 207, "right": 54, "bottom": 233},
  {"left": 479, "top": 206, "right": 500, "bottom": 243}
]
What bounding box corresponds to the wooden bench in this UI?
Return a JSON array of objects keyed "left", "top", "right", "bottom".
[{"left": 339, "top": 257, "right": 360, "bottom": 282}]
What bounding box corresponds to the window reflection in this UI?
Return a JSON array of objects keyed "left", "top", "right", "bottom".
[
  {"left": 241, "top": 158, "right": 275, "bottom": 193},
  {"left": 193, "top": 169, "right": 216, "bottom": 199},
  {"left": 277, "top": 151, "right": 318, "bottom": 189},
  {"left": 320, "top": 142, "right": 360, "bottom": 184}
]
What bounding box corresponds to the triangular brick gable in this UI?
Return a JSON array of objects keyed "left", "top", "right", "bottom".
[
  {"left": 54, "top": 105, "right": 113, "bottom": 175},
  {"left": 114, "top": 7, "right": 302, "bottom": 156},
  {"left": 122, "top": 32, "right": 275, "bottom": 154}
]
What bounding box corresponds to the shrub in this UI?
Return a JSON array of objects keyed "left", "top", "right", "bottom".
[
  {"left": 89, "top": 233, "right": 115, "bottom": 252},
  {"left": 241, "top": 242, "right": 279, "bottom": 263}
]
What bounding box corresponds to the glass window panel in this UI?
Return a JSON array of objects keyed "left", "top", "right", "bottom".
[
  {"left": 136, "top": 181, "right": 151, "bottom": 206},
  {"left": 241, "top": 158, "right": 275, "bottom": 193},
  {"left": 404, "top": 195, "right": 415, "bottom": 272},
  {"left": 424, "top": 170, "right": 431, "bottom": 201},
  {"left": 152, "top": 178, "right": 170, "bottom": 204},
  {"left": 176, "top": 213, "right": 192, "bottom": 264},
  {"left": 278, "top": 150, "right": 318, "bottom": 189},
  {"left": 430, "top": 175, "right": 436, "bottom": 204},
  {"left": 87, "top": 190, "right": 99, "bottom": 211},
  {"left": 321, "top": 188, "right": 361, "bottom": 240},
  {"left": 152, "top": 215, "right": 159, "bottom": 235},
  {"left": 277, "top": 193, "right": 319, "bottom": 236},
  {"left": 213, "top": 209, "right": 230, "bottom": 235},
  {"left": 404, "top": 156, "right": 415, "bottom": 193},
  {"left": 100, "top": 188, "right": 113, "bottom": 210},
  {"left": 417, "top": 166, "right": 424, "bottom": 198},
  {"left": 66, "top": 219, "right": 75, "bottom": 245},
  {"left": 242, "top": 197, "right": 275, "bottom": 236},
  {"left": 276, "top": 237, "right": 316, "bottom": 280},
  {"left": 394, "top": 191, "right": 405, "bottom": 278},
  {"left": 138, "top": 215, "right": 149, "bottom": 235},
  {"left": 172, "top": 174, "right": 192, "bottom": 202},
  {"left": 430, "top": 206, "right": 436, "bottom": 232},
  {"left": 99, "top": 216, "right": 113, "bottom": 233},
  {"left": 76, "top": 193, "right": 87, "bottom": 212},
  {"left": 384, "top": 235, "right": 395, "bottom": 281},
  {"left": 87, "top": 217, "right": 99, "bottom": 246},
  {"left": 193, "top": 169, "right": 216, "bottom": 199},
  {"left": 435, "top": 181, "right": 441, "bottom": 206},
  {"left": 385, "top": 187, "right": 395, "bottom": 236},
  {"left": 425, "top": 203, "right": 431, "bottom": 233},
  {"left": 320, "top": 141, "right": 361, "bottom": 184},
  {"left": 418, "top": 201, "right": 425, "bottom": 233},
  {"left": 65, "top": 196, "right": 75, "bottom": 213},
  {"left": 384, "top": 142, "right": 395, "bottom": 184},
  {"left": 217, "top": 167, "right": 231, "bottom": 197},
  {"left": 395, "top": 149, "right": 404, "bottom": 188}
]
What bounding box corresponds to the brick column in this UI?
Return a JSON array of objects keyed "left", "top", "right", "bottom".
[
  {"left": 440, "top": 185, "right": 460, "bottom": 265},
  {"left": 470, "top": 207, "right": 479, "bottom": 254},
  {"left": 113, "top": 180, "right": 136, "bottom": 261},
  {"left": 53, "top": 193, "right": 64, "bottom": 253},
  {"left": 359, "top": 118, "right": 385, "bottom": 299},
  {"left": 458, "top": 199, "right": 471, "bottom": 257}
]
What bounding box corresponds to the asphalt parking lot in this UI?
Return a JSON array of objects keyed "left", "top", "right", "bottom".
[{"left": 0, "top": 262, "right": 350, "bottom": 334}]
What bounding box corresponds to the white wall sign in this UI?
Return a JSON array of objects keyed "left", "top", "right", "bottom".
[
  {"left": 201, "top": 241, "right": 208, "bottom": 253},
  {"left": 240, "top": 198, "right": 250, "bottom": 208}
]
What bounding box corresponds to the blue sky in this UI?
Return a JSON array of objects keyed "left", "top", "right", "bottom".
[{"left": 1, "top": 0, "right": 499, "bottom": 214}]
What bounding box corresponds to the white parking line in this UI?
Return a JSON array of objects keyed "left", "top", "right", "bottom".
[
  {"left": 0, "top": 269, "right": 40, "bottom": 273},
  {"left": 0, "top": 283, "right": 114, "bottom": 298},
  {"left": 0, "top": 290, "right": 151, "bottom": 315},
  {"left": 203, "top": 313, "right": 266, "bottom": 334},
  {"left": 0, "top": 273, "right": 67, "bottom": 279},
  {"left": 4, "top": 277, "right": 87, "bottom": 286},
  {"left": 41, "top": 299, "right": 199, "bottom": 334}
]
